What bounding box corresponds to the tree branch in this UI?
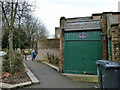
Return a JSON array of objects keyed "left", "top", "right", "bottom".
[
  {"left": 2, "top": 2, "right": 10, "bottom": 29},
  {"left": 11, "top": 0, "right": 18, "bottom": 28}
]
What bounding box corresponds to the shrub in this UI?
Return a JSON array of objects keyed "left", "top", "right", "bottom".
[
  {"left": 46, "top": 53, "right": 59, "bottom": 66},
  {"left": 2, "top": 51, "right": 24, "bottom": 74}
]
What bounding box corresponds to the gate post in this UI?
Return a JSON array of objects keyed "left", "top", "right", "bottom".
[{"left": 59, "top": 17, "right": 66, "bottom": 71}]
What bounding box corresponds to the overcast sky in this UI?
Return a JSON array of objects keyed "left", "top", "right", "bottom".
[{"left": 29, "top": 0, "right": 120, "bottom": 38}]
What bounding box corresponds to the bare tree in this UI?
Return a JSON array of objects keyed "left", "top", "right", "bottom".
[
  {"left": 2, "top": 1, "right": 18, "bottom": 68},
  {"left": 1, "top": 0, "right": 36, "bottom": 70},
  {"left": 23, "top": 15, "right": 48, "bottom": 48},
  {"left": 1, "top": 0, "right": 47, "bottom": 50}
]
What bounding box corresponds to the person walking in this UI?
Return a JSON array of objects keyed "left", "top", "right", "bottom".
[{"left": 32, "top": 49, "right": 36, "bottom": 61}]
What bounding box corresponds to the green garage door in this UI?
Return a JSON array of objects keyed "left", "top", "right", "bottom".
[{"left": 64, "top": 31, "right": 103, "bottom": 74}]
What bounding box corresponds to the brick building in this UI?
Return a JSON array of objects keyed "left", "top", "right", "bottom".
[
  {"left": 59, "top": 12, "right": 120, "bottom": 73},
  {"left": 55, "top": 27, "right": 60, "bottom": 38}
]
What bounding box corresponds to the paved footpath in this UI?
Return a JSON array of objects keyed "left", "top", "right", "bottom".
[{"left": 24, "top": 56, "right": 97, "bottom": 88}]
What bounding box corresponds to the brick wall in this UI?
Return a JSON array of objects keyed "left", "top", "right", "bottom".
[
  {"left": 105, "top": 13, "right": 120, "bottom": 62},
  {"left": 37, "top": 39, "right": 60, "bottom": 60},
  {"left": 59, "top": 13, "right": 120, "bottom": 68},
  {"left": 111, "top": 26, "right": 120, "bottom": 62},
  {"left": 101, "top": 13, "right": 120, "bottom": 62},
  {"left": 101, "top": 14, "right": 108, "bottom": 60},
  {"left": 113, "top": 14, "right": 119, "bottom": 23},
  {"left": 93, "top": 16, "right": 101, "bottom": 20}
]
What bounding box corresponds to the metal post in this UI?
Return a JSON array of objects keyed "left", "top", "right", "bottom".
[
  {"left": 0, "top": 2, "right": 2, "bottom": 51},
  {"left": 0, "top": 1, "right": 3, "bottom": 85}
]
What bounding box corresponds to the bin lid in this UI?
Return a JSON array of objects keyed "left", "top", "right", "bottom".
[{"left": 96, "top": 60, "right": 120, "bottom": 68}]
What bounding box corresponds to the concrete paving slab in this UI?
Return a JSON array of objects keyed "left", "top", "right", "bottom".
[
  {"left": 41, "top": 61, "right": 59, "bottom": 71},
  {"left": 24, "top": 63, "right": 40, "bottom": 84},
  {"left": 0, "top": 81, "right": 32, "bottom": 89},
  {"left": 62, "top": 73, "right": 98, "bottom": 77},
  {"left": 12, "top": 81, "right": 32, "bottom": 88},
  {"left": 0, "top": 82, "right": 13, "bottom": 88}
]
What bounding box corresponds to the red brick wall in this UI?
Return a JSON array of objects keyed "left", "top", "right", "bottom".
[
  {"left": 101, "top": 14, "right": 108, "bottom": 60},
  {"left": 111, "top": 26, "right": 120, "bottom": 62}
]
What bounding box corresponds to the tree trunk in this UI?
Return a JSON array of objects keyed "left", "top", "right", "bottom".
[{"left": 9, "top": 29, "right": 13, "bottom": 68}]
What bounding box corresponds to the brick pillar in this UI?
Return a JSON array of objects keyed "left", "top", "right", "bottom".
[
  {"left": 59, "top": 17, "right": 66, "bottom": 70},
  {"left": 111, "top": 25, "right": 120, "bottom": 62},
  {"left": 101, "top": 14, "right": 108, "bottom": 60}
]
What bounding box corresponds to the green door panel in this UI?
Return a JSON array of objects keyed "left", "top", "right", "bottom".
[
  {"left": 64, "top": 31, "right": 103, "bottom": 74},
  {"left": 65, "top": 31, "right": 102, "bottom": 41},
  {"left": 64, "top": 41, "right": 84, "bottom": 73},
  {"left": 83, "top": 41, "right": 103, "bottom": 74}
]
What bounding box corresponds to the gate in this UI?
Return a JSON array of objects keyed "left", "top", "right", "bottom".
[{"left": 64, "top": 31, "right": 103, "bottom": 74}]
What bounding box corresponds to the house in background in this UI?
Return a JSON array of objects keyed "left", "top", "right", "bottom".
[
  {"left": 55, "top": 27, "right": 60, "bottom": 38},
  {"left": 59, "top": 12, "right": 120, "bottom": 74}
]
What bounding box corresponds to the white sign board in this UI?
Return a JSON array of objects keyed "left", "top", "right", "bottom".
[{"left": 119, "top": 1, "right": 120, "bottom": 12}]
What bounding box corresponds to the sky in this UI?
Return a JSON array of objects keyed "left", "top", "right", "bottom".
[{"left": 29, "top": 0, "right": 120, "bottom": 38}]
